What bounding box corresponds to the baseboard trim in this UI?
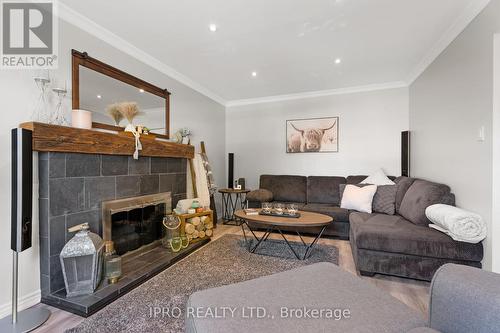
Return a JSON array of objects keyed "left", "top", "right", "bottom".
[{"left": 0, "top": 290, "right": 41, "bottom": 319}]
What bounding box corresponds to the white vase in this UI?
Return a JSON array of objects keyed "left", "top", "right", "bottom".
[{"left": 124, "top": 123, "right": 135, "bottom": 132}]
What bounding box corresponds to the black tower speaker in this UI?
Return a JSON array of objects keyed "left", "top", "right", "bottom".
[
  {"left": 228, "top": 153, "right": 234, "bottom": 188},
  {"left": 401, "top": 131, "right": 410, "bottom": 177},
  {"left": 11, "top": 128, "right": 33, "bottom": 252}
]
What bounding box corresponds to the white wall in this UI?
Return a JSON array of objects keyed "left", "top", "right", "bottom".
[
  {"left": 493, "top": 33, "right": 500, "bottom": 273},
  {"left": 226, "top": 88, "right": 409, "bottom": 189},
  {"left": 0, "top": 19, "right": 225, "bottom": 317},
  {"left": 409, "top": 0, "right": 500, "bottom": 271}
]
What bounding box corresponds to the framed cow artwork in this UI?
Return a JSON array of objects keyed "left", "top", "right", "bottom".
[{"left": 286, "top": 117, "right": 339, "bottom": 153}]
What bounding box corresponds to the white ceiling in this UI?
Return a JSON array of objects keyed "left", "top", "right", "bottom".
[{"left": 59, "top": 0, "right": 488, "bottom": 105}]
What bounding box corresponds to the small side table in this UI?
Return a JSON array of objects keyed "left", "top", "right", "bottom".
[{"left": 218, "top": 188, "right": 251, "bottom": 225}]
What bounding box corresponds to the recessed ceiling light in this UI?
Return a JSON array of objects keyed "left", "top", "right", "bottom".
[
  {"left": 335, "top": 58, "right": 342, "bottom": 64},
  {"left": 97, "top": 94, "right": 102, "bottom": 99},
  {"left": 209, "top": 24, "right": 217, "bottom": 32},
  {"left": 139, "top": 89, "right": 145, "bottom": 93},
  {"left": 251, "top": 71, "right": 257, "bottom": 77}
]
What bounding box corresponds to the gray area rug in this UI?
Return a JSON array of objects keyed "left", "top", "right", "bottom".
[{"left": 67, "top": 234, "right": 338, "bottom": 333}]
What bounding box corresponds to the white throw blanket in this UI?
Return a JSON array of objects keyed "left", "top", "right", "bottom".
[
  {"left": 186, "top": 153, "right": 210, "bottom": 208},
  {"left": 425, "top": 204, "right": 487, "bottom": 244}
]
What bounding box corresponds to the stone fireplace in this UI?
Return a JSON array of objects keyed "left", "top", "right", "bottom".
[{"left": 37, "top": 152, "right": 207, "bottom": 316}]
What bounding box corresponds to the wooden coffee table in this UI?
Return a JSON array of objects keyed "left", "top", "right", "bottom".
[{"left": 234, "top": 209, "right": 332, "bottom": 260}]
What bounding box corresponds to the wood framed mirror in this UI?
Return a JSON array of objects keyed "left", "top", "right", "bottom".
[{"left": 72, "top": 49, "right": 171, "bottom": 139}]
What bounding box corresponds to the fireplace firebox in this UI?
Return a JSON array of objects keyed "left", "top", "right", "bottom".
[{"left": 102, "top": 192, "right": 171, "bottom": 258}]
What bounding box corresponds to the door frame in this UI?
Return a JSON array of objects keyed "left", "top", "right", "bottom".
[{"left": 492, "top": 33, "right": 500, "bottom": 273}]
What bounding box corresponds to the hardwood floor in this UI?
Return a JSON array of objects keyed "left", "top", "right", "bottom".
[{"left": 32, "top": 223, "right": 430, "bottom": 332}]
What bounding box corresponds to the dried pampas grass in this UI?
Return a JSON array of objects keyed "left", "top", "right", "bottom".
[
  {"left": 106, "top": 103, "right": 124, "bottom": 125},
  {"left": 118, "top": 102, "right": 140, "bottom": 123}
]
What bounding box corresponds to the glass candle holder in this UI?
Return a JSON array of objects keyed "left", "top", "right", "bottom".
[
  {"left": 262, "top": 202, "right": 272, "bottom": 213},
  {"left": 273, "top": 203, "right": 284, "bottom": 215},
  {"left": 287, "top": 203, "right": 298, "bottom": 216}
]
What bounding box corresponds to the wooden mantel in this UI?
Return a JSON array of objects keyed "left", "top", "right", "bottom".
[{"left": 20, "top": 122, "right": 194, "bottom": 159}]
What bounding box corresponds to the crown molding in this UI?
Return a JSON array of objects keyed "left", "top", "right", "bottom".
[
  {"left": 225, "top": 81, "right": 408, "bottom": 107},
  {"left": 57, "top": 3, "right": 227, "bottom": 106},
  {"left": 406, "top": 0, "right": 491, "bottom": 85}
]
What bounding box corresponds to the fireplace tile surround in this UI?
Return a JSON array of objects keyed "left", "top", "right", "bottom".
[{"left": 38, "top": 152, "right": 188, "bottom": 306}]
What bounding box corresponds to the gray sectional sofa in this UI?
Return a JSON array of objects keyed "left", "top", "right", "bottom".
[
  {"left": 186, "top": 263, "right": 500, "bottom": 333},
  {"left": 247, "top": 174, "right": 483, "bottom": 281}
]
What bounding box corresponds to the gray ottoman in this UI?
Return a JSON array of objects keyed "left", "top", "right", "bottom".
[{"left": 186, "top": 262, "right": 425, "bottom": 332}]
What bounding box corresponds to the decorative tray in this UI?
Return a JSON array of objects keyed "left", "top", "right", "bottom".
[{"left": 259, "top": 211, "right": 301, "bottom": 218}]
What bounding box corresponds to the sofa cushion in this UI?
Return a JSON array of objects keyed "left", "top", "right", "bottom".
[
  {"left": 260, "top": 175, "right": 307, "bottom": 203},
  {"left": 340, "top": 184, "right": 397, "bottom": 215},
  {"left": 307, "top": 176, "right": 346, "bottom": 205},
  {"left": 349, "top": 212, "right": 483, "bottom": 261},
  {"left": 186, "top": 263, "right": 425, "bottom": 333},
  {"left": 347, "top": 175, "right": 397, "bottom": 185},
  {"left": 394, "top": 176, "right": 416, "bottom": 213},
  {"left": 246, "top": 189, "right": 274, "bottom": 203},
  {"left": 399, "top": 180, "right": 452, "bottom": 226},
  {"left": 302, "top": 203, "right": 350, "bottom": 222}
]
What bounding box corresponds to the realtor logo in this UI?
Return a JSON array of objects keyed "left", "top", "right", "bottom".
[{"left": 1, "top": 0, "right": 58, "bottom": 69}]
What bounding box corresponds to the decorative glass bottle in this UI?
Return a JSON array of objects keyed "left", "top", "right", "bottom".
[{"left": 103, "top": 241, "right": 122, "bottom": 284}]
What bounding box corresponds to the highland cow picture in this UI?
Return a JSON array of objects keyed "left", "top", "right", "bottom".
[{"left": 286, "top": 117, "right": 338, "bottom": 153}]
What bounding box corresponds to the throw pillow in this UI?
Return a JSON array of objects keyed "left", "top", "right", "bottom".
[
  {"left": 246, "top": 189, "right": 273, "bottom": 202},
  {"left": 340, "top": 184, "right": 377, "bottom": 213},
  {"left": 361, "top": 169, "right": 395, "bottom": 186},
  {"left": 399, "top": 180, "right": 452, "bottom": 226},
  {"left": 340, "top": 184, "right": 397, "bottom": 215},
  {"left": 394, "top": 176, "right": 416, "bottom": 213}
]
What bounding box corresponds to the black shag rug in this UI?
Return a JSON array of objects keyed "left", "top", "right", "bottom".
[{"left": 67, "top": 234, "right": 339, "bottom": 333}]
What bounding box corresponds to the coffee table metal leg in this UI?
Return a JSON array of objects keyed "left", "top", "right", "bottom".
[
  {"left": 241, "top": 221, "right": 273, "bottom": 253},
  {"left": 262, "top": 230, "right": 272, "bottom": 242},
  {"left": 249, "top": 228, "right": 273, "bottom": 253},
  {"left": 277, "top": 229, "right": 301, "bottom": 260},
  {"left": 241, "top": 221, "right": 327, "bottom": 260},
  {"left": 277, "top": 227, "right": 327, "bottom": 260},
  {"left": 302, "top": 226, "right": 327, "bottom": 259},
  {"left": 296, "top": 232, "right": 307, "bottom": 246}
]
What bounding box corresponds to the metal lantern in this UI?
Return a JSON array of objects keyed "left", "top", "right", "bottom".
[{"left": 60, "top": 223, "right": 104, "bottom": 297}]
